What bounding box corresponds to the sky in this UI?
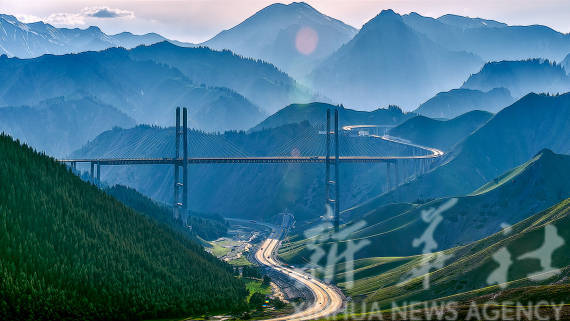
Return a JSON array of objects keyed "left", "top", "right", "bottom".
[{"left": 1, "top": 0, "right": 570, "bottom": 43}]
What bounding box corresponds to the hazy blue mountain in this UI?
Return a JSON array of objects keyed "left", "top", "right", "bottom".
[
  {"left": 414, "top": 87, "right": 514, "bottom": 119},
  {"left": 0, "top": 96, "right": 135, "bottom": 157},
  {"left": 203, "top": 2, "right": 357, "bottom": 78},
  {"left": 0, "top": 14, "right": 190, "bottom": 58},
  {"left": 71, "top": 121, "right": 425, "bottom": 222},
  {"left": 388, "top": 110, "right": 493, "bottom": 151},
  {"left": 128, "top": 41, "right": 319, "bottom": 114},
  {"left": 251, "top": 103, "right": 413, "bottom": 131},
  {"left": 437, "top": 14, "right": 507, "bottom": 29},
  {"left": 373, "top": 93, "right": 570, "bottom": 204},
  {"left": 0, "top": 48, "right": 265, "bottom": 131},
  {"left": 563, "top": 53, "right": 570, "bottom": 74},
  {"left": 462, "top": 59, "right": 570, "bottom": 98},
  {"left": 309, "top": 10, "right": 482, "bottom": 110},
  {"left": 402, "top": 12, "right": 570, "bottom": 62}
]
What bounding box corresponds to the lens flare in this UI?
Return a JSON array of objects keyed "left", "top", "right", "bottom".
[{"left": 295, "top": 26, "right": 318, "bottom": 55}]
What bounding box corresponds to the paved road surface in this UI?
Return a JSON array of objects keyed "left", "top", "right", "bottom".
[{"left": 254, "top": 226, "right": 344, "bottom": 321}]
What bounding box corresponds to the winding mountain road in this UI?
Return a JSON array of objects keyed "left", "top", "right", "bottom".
[
  {"left": 230, "top": 128, "right": 445, "bottom": 321},
  {"left": 255, "top": 225, "right": 343, "bottom": 321}
]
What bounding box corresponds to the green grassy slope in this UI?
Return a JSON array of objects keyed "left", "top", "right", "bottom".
[
  {"left": 358, "top": 198, "right": 570, "bottom": 307},
  {"left": 368, "top": 92, "right": 570, "bottom": 206},
  {"left": 281, "top": 149, "right": 569, "bottom": 264},
  {"left": 0, "top": 134, "right": 247, "bottom": 320},
  {"left": 388, "top": 110, "right": 493, "bottom": 151}
]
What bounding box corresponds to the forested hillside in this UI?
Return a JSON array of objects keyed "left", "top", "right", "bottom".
[
  {"left": 106, "top": 184, "right": 228, "bottom": 241},
  {"left": 462, "top": 59, "right": 570, "bottom": 98},
  {"left": 0, "top": 134, "right": 247, "bottom": 320}
]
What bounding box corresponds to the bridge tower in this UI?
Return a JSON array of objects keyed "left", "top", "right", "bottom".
[
  {"left": 325, "top": 109, "right": 341, "bottom": 231},
  {"left": 173, "top": 107, "right": 189, "bottom": 224}
]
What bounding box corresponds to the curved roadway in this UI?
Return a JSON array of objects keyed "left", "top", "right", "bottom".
[
  {"left": 255, "top": 225, "right": 343, "bottom": 321},
  {"left": 251, "top": 127, "right": 444, "bottom": 320}
]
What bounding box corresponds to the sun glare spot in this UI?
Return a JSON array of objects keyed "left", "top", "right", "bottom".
[{"left": 295, "top": 26, "right": 318, "bottom": 55}]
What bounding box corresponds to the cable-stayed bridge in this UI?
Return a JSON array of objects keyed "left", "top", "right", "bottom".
[{"left": 59, "top": 107, "right": 443, "bottom": 230}]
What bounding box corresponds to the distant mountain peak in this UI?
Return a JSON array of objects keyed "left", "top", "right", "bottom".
[
  {"left": 363, "top": 9, "right": 404, "bottom": 30},
  {"left": 0, "top": 14, "right": 18, "bottom": 23},
  {"left": 535, "top": 148, "right": 555, "bottom": 157},
  {"left": 202, "top": 1, "right": 357, "bottom": 78},
  {"left": 437, "top": 13, "right": 507, "bottom": 29},
  {"left": 86, "top": 25, "right": 103, "bottom": 33}
]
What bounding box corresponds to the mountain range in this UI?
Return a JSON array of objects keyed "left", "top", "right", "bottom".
[
  {"left": 203, "top": 2, "right": 357, "bottom": 79},
  {"left": 462, "top": 59, "right": 570, "bottom": 98},
  {"left": 372, "top": 92, "right": 570, "bottom": 205},
  {"left": 128, "top": 41, "right": 319, "bottom": 114},
  {"left": 388, "top": 110, "right": 493, "bottom": 151},
  {"left": 251, "top": 102, "right": 413, "bottom": 131},
  {"left": 402, "top": 12, "right": 570, "bottom": 63},
  {"left": 0, "top": 96, "right": 135, "bottom": 157},
  {"left": 413, "top": 87, "right": 513, "bottom": 119},
  {"left": 0, "top": 47, "right": 265, "bottom": 131},
  {"left": 308, "top": 10, "right": 482, "bottom": 110},
  {"left": 0, "top": 14, "right": 189, "bottom": 58}
]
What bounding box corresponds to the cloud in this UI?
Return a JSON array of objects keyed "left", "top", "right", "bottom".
[
  {"left": 44, "top": 7, "right": 134, "bottom": 26},
  {"left": 82, "top": 7, "right": 135, "bottom": 19},
  {"left": 45, "top": 13, "right": 85, "bottom": 26},
  {"left": 15, "top": 14, "right": 42, "bottom": 23}
]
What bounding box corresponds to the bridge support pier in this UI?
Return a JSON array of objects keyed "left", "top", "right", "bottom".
[
  {"left": 96, "top": 162, "right": 101, "bottom": 186},
  {"left": 90, "top": 162, "right": 95, "bottom": 184},
  {"left": 174, "top": 107, "right": 181, "bottom": 221},
  {"left": 325, "top": 109, "right": 331, "bottom": 212},
  {"left": 334, "top": 109, "right": 340, "bottom": 232},
  {"left": 173, "top": 107, "right": 189, "bottom": 225},
  {"left": 394, "top": 160, "right": 399, "bottom": 187},
  {"left": 183, "top": 107, "right": 188, "bottom": 225},
  {"left": 325, "top": 108, "right": 341, "bottom": 232},
  {"left": 386, "top": 161, "right": 391, "bottom": 191}
]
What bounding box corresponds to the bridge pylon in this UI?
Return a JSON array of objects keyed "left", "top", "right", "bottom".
[
  {"left": 173, "top": 107, "right": 189, "bottom": 224},
  {"left": 325, "top": 108, "right": 341, "bottom": 232}
]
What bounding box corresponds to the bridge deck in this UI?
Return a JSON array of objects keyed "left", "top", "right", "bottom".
[{"left": 59, "top": 155, "right": 439, "bottom": 165}]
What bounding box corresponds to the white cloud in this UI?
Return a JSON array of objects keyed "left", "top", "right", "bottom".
[
  {"left": 44, "top": 7, "right": 135, "bottom": 27},
  {"left": 82, "top": 7, "right": 135, "bottom": 19},
  {"left": 14, "top": 14, "right": 43, "bottom": 23},
  {"left": 45, "top": 13, "right": 85, "bottom": 26}
]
